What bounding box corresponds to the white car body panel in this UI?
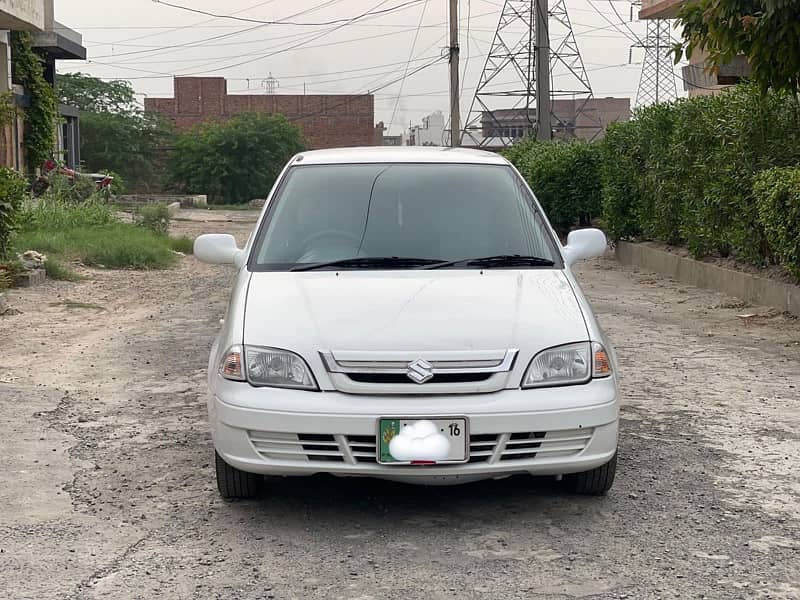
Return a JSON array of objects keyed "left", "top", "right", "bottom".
[{"left": 203, "top": 147, "right": 620, "bottom": 486}]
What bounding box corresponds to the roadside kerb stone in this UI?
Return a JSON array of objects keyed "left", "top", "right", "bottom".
[
  {"left": 615, "top": 241, "right": 800, "bottom": 317},
  {"left": 14, "top": 268, "right": 46, "bottom": 288}
]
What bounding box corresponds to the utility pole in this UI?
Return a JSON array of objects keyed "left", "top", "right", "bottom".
[
  {"left": 448, "top": 0, "right": 461, "bottom": 147},
  {"left": 534, "top": 0, "right": 551, "bottom": 141}
]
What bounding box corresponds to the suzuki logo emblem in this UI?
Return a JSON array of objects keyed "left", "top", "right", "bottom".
[{"left": 406, "top": 359, "right": 434, "bottom": 384}]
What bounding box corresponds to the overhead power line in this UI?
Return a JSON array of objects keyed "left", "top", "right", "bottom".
[
  {"left": 389, "top": 0, "right": 430, "bottom": 135},
  {"left": 87, "top": 0, "right": 343, "bottom": 60},
  {"left": 152, "top": 0, "right": 427, "bottom": 26}
]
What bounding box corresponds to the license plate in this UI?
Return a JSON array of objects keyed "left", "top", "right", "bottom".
[{"left": 378, "top": 417, "right": 468, "bottom": 464}]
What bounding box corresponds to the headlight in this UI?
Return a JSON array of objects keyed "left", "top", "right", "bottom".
[
  {"left": 244, "top": 346, "right": 318, "bottom": 390},
  {"left": 522, "top": 342, "right": 612, "bottom": 388}
]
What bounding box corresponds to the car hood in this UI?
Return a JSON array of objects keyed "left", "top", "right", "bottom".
[{"left": 243, "top": 270, "right": 588, "bottom": 354}]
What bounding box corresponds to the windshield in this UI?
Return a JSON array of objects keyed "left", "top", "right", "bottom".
[{"left": 250, "top": 163, "right": 560, "bottom": 270}]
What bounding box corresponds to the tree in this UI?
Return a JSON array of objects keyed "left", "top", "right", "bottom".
[
  {"left": 673, "top": 0, "right": 800, "bottom": 96},
  {"left": 56, "top": 72, "right": 173, "bottom": 190},
  {"left": 57, "top": 72, "right": 139, "bottom": 113},
  {"left": 169, "top": 113, "right": 306, "bottom": 204},
  {"left": 79, "top": 111, "right": 172, "bottom": 191}
]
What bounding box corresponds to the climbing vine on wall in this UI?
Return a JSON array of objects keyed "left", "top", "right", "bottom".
[{"left": 10, "top": 31, "right": 56, "bottom": 173}]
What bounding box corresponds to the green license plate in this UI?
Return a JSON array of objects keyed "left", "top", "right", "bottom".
[{"left": 378, "top": 417, "right": 468, "bottom": 464}]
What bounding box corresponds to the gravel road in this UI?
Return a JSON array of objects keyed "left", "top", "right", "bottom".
[{"left": 1, "top": 209, "right": 798, "bottom": 600}]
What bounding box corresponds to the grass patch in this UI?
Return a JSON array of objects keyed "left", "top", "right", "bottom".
[
  {"left": 168, "top": 235, "right": 194, "bottom": 254},
  {"left": 15, "top": 197, "right": 191, "bottom": 271},
  {"left": 16, "top": 224, "right": 181, "bottom": 269},
  {"left": 49, "top": 299, "right": 106, "bottom": 311},
  {"left": 44, "top": 258, "right": 87, "bottom": 282}
]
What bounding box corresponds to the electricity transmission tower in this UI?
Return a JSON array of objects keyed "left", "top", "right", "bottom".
[
  {"left": 633, "top": 19, "right": 677, "bottom": 106},
  {"left": 461, "top": 0, "right": 596, "bottom": 148},
  {"left": 261, "top": 72, "right": 280, "bottom": 95}
]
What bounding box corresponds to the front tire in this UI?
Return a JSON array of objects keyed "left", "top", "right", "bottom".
[
  {"left": 215, "top": 451, "right": 263, "bottom": 499},
  {"left": 563, "top": 453, "right": 617, "bottom": 495}
]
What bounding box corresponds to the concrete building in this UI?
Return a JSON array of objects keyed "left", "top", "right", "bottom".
[
  {"left": 639, "top": 0, "right": 750, "bottom": 97},
  {"left": 478, "top": 97, "right": 631, "bottom": 145},
  {"left": 408, "top": 110, "right": 445, "bottom": 146},
  {"left": 145, "top": 77, "right": 380, "bottom": 150},
  {"left": 0, "top": 1, "right": 86, "bottom": 170}
]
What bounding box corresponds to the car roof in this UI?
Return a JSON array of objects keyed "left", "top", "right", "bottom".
[{"left": 292, "top": 146, "right": 509, "bottom": 166}]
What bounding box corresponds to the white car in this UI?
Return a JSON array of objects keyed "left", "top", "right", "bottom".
[{"left": 195, "top": 146, "right": 619, "bottom": 499}]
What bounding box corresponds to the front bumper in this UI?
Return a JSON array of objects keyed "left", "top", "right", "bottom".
[{"left": 209, "top": 377, "right": 619, "bottom": 485}]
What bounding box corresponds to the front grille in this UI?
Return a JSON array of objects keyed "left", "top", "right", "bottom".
[
  {"left": 468, "top": 429, "right": 593, "bottom": 463},
  {"left": 248, "top": 428, "right": 593, "bottom": 465},
  {"left": 346, "top": 373, "right": 493, "bottom": 385},
  {"left": 320, "top": 349, "right": 518, "bottom": 394},
  {"left": 347, "top": 435, "right": 377, "bottom": 463}
]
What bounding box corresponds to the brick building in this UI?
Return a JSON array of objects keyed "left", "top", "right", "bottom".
[{"left": 145, "top": 77, "right": 381, "bottom": 150}]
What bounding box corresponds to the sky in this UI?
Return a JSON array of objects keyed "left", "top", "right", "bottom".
[{"left": 55, "top": 0, "right": 686, "bottom": 135}]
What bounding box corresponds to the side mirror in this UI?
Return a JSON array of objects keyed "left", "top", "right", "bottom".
[
  {"left": 562, "top": 228, "right": 607, "bottom": 266},
  {"left": 194, "top": 234, "right": 244, "bottom": 267}
]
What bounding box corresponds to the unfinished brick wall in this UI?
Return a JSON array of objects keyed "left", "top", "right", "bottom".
[{"left": 145, "top": 77, "right": 378, "bottom": 150}]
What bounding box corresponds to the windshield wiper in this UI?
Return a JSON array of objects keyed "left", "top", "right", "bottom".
[
  {"left": 421, "top": 254, "right": 556, "bottom": 270},
  {"left": 290, "top": 256, "right": 445, "bottom": 272}
]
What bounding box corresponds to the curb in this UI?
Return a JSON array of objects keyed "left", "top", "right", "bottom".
[{"left": 615, "top": 241, "right": 800, "bottom": 317}]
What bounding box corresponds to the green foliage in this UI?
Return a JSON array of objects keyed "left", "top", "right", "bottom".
[
  {"left": 79, "top": 111, "right": 173, "bottom": 192},
  {"left": 16, "top": 194, "right": 187, "bottom": 270},
  {"left": 102, "top": 170, "right": 126, "bottom": 195},
  {"left": 504, "top": 139, "right": 602, "bottom": 233},
  {"left": 167, "top": 235, "right": 194, "bottom": 254},
  {"left": 673, "top": 0, "right": 800, "bottom": 96},
  {"left": 601, "top": 82, "right": 800, "bottom": 273},
  {"left": 41, "top": 172, "right": 98, "bottom": 204},
  {"left": 0, "top": 91, "right": 18, "bottom": 127},
  {"left": 44, "top": 258, "right": 85, "bottom": 281},
  {"left": 135, "top": 203, "right": 171, "bottom": 235},
  {"left": 0, "top": 167, "right": 29, "bottom": 258},
  {"left": 753, "top": 167, "right": 800, "bottom": 277},
  {"left": 599, "top": 122, "right": 642, "bottom": 241},
  {"left": 20, "top": 195, "right": 117, "bottom": 231},
  {"left": 15, "top": 224, "right": 181, "bottom": 269},
  {"left": 57, "top": 72, "right": 138, "bottom": 113},
  {"left": 11, "top": 32, "right": 57, "bottom": 172},
  {"left": 55, "top": 73, "right": 173, "bottom": 192},
  {"left": 169, "top": 113, "right": 305, "bottom": 204}
]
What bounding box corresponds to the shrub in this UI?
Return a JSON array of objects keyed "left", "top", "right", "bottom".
[
  {"left": 169, "top": 113, "right": 305, "bottom": 204},
  {"left": 504, "top": 139, "right": 602, "bottom": 233},
  {"left": 602, "top": 83, "right": 800, "bottom": 267},
  {"left": 135, "top": 203, "right": 171, "bottom": 235},
  {"left": 754, "top": 167, "right": 800, "bottom": 278},
  {"left": 39, "top": 172, "right": 98, "bottom": 204},
  {"left": 0, "top": 167, "right": 29, "bottom": 258}
]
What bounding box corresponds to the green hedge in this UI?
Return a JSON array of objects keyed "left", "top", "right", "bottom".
[
  {"left": 754, "top": 167, "right": 800, "bottom": 277},
  {"left": 504, "top": 139, "right": 602, "bottom": 233},
  {"left": 0, "top": 167, "right": 29, "bottom": 258},
  {"left": 602, "top": 83, "right": 800, "bottom": 265}
]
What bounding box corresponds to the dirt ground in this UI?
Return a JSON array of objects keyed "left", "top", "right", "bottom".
[{"left": 1, "top": 209, "right": 798, "bottom": 600}]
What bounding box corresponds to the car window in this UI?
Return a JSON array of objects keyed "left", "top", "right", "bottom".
[{"left": 251, "top": 163, "right": 559, "bottom": 268}]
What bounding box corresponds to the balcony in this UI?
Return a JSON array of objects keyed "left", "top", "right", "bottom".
[
  {"left": 32, "top": 20, "right": 86, "bottom": 60},
  {"left": 681, "top": 55, "right": 751, "bottom": 95},
  {"left": 639, "top": 0, "right": 682, "bottom": 19},
  {"left": 0, "top": 0, "right": 52, "bottom": 31}
]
